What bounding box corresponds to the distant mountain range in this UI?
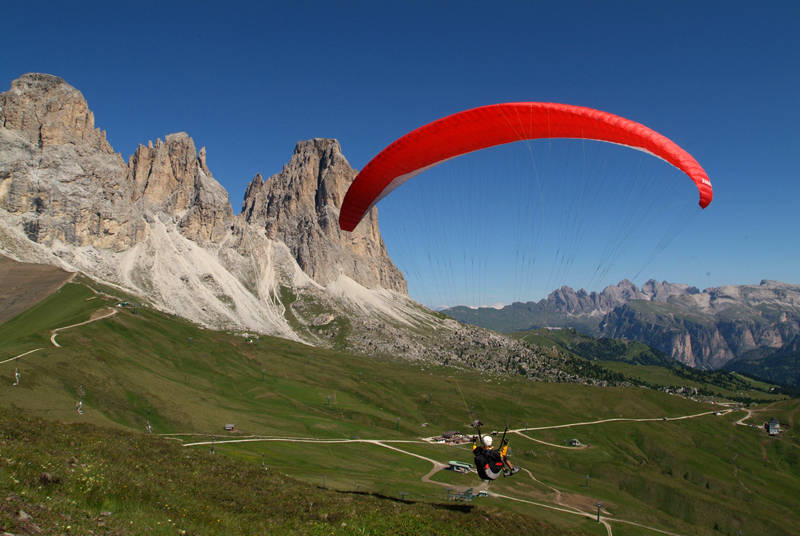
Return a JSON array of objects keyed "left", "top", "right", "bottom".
[{"left": 444, "top": 279, "right": 800, "bottom": 374}]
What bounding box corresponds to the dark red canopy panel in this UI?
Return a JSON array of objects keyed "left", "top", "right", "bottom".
[{"left": 339, "top": 102, "right": 712, "bottom": 231}]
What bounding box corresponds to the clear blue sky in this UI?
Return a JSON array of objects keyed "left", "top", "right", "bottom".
[{"left": 3, "top": 1, "right": 799, "bottom": 307}]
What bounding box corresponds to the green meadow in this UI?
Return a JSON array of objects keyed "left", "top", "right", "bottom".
[{"left": 1, "top": 280, "right": 799, "bottom": 535}]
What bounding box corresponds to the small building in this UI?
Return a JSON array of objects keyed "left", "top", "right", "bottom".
[
  {"left": 224, "top": 424, "right": 236, "bottom": 431},
  {"left": 766, "top": 418, "right": 781, "bottom": 436},
  {"left": 433, "top": 430, "right": 471, "bottom": 444},
  {"left": 448, "top": 460, "right": 473, "bottom": 473}
]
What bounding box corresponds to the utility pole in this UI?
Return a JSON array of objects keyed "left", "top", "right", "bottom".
[{"left": 595, "top": 502, "right": 604, "bottom": 523}]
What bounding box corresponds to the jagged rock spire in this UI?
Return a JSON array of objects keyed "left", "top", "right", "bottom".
[{"left": 240, "top": 138, "right": 407, "bottom": 293}]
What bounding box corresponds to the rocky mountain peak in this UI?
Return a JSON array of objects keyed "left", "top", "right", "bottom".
[
  {"left": 127, "top": 132, "right": 233, "bottom": 243},
  {"left": 0, "top": 73, "right": 113, "bottom": 153},
  {"left": 2, "top": 73, "right": 411, "bottom": 340},
  {"left": 240, "top": 138, "right": 407, "bottom": 293},
  {"left": 0, "top": 74, "right": 233, "bottom": 251}
]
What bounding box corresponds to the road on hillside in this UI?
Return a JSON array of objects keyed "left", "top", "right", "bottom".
[
  {"left": 177, "top": 408, "right": 738, "bottom": 536},
  {"left": 1, "top": 308, "right": 118, "bottom": 365},
  {"left": 0, "top": 348, "right": 42, "bottom": 365},
  {"left": 50, "top": 307, "right": 118, "bottom": 347},
  {"left": 417, "top": 409, "right": 731, "bottom": 446},
  {"left": 1, "top": 284, "right": 120, "bottom": 365},
  {"left": 734, "top": 408, "right": 754, "bottom": 426}
]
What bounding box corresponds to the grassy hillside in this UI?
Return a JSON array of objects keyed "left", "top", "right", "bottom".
[
  {"left": 2, "top": 278, "right": 799, "bottom": 535},
  {"left": 514, "top": 328, "right": 675, "bottom": 367},
  {"left": 0, "top": 408, "right": 585, "bottom": 536},
  {"left": 514, "top": 328, "right": 784, "bottom": 403}
]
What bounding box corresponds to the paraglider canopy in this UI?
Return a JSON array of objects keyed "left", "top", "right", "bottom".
[{"left": 339, "top": 102, "right": 712, "bottom": 232}]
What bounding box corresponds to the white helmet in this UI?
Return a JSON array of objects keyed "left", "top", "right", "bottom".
[{"left": 483, "top": 435, "right": 493, "bottom": 447}]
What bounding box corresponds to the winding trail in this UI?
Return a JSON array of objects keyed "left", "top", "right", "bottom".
[
  {"left": 2, "top": 291, "right": 120, "bottom": 364},
  {"left": 50, "top": 308, "right": 118, "bottom": 347},
  {"left": 176, "top": 408, "right": 740, "bottom": 535},
  {"left": 734, "top": 408, "right": 754, "bottom": 426}
]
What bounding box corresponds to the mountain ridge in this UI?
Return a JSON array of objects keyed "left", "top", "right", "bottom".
[{"left": 444, "top": 279, "right": 800, "bottom": 370}]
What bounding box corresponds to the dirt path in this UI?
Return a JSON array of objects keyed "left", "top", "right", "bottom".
[
  {"left": 84, "top": 284, "right": 124, "bottom": 303},
  {"left": 513, "top": 430, "right": 588, "bottom": 450},
  {"left": 2, "top": 299, "right": 118, "bottom": 364},
  {"left": 178, "top": 417, "right": 725, "bottom": 536},
  {"left": 174, "top": 408, "right": 731, "bottom": 536},
  {"left": 491, "top": 492, "right": 614, "bottom": 535},
  {"left": 421, "top": 410, "right": 728, "bottom": 443},
  {"left": 735, "top": 408, "right": 754, "bottom": 426},
  {"left": 512, "top": 409, "right": 726, "bottom": 432},
  {"left": 518, "top": 467, "right": 584, "bottom": 513},
  {"left": 0, "top": 348, "right": 43, "bottom": 365},
  {"left": 50, "top": 308, "right": 118, "bottom": 347}
]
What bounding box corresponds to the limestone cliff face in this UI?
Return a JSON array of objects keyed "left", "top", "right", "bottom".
[
  {"left": 0, "top": 73, "right": 114, "bottom": 152},
  {"left": 127, "top": 133, "right": 233, "bottom": 243},
  {"left": 240, "top": 138, "right": 407, "bottom": 293},
  {"left": 0, "top": 74, "right": 233, "bottom": 250},
  {"left": 599, "top": 280, "right": 800, "bottom": 369},
  {"left": 0, "top": 73, "right": 139, "bottom": 250}
]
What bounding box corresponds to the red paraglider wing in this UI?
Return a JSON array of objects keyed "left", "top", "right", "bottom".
[{"left": 339, "top": 102, "right": 712, "bottom": 231}]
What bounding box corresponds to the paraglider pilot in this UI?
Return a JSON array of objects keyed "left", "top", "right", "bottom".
[{"left": 471, "top": 425, "right": 519, "bottom": 480}]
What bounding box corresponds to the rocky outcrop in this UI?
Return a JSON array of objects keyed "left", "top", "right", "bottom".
[
  {"left": 0, "top": 74, "right": 233, "bottom": 251},
  {"left": 127, "top": 133, "right": 233, "bottom": 243},
  {"left": 0, "top": 74, "right": 139, "bottom": 250},
  {"left": 240, "top": 138, "right": 406, "bottom": 293},
  {"left": 0, "top": 73, "right": 114, "bottom": 152}
]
